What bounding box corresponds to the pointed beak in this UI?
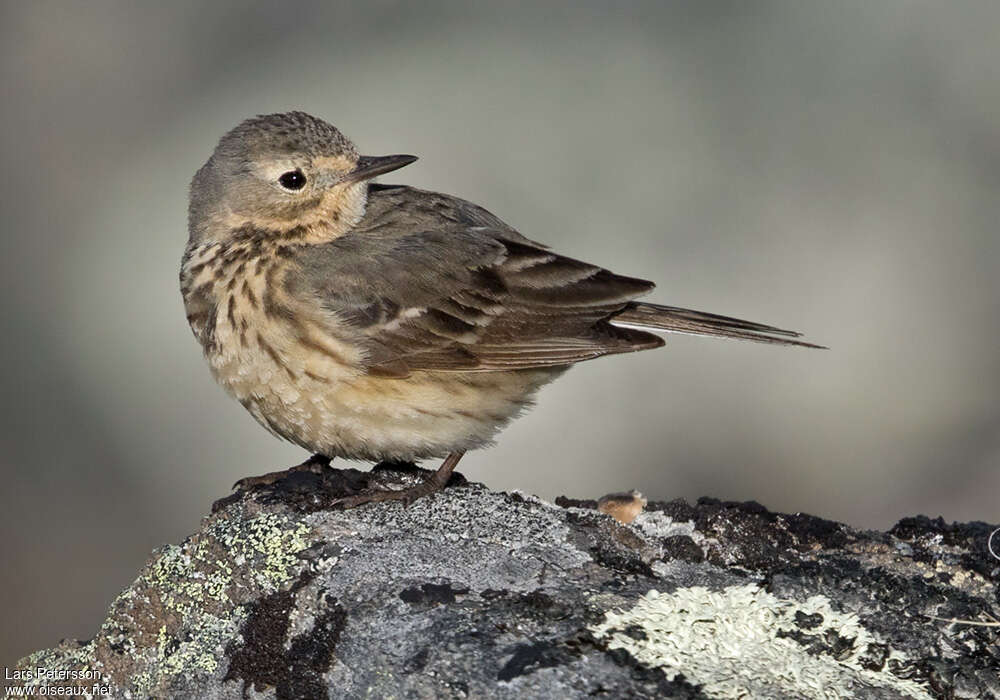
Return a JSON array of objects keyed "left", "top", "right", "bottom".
[{"left": 342, "top": 154, "right": 418, "bottom": 184}]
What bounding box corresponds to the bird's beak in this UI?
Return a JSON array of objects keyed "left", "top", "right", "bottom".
[{"left": 342, "top": 154, "right": 418, "bottom": 184}]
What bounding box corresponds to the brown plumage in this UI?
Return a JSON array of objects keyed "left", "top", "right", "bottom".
[{"left": 181, "top": 112, "right": 821, "bottom": 507}]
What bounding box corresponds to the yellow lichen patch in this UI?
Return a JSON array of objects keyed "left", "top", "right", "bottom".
[
  {"left": 89, "top": 512, "right": 315, "bottom": 694},
  {"left": 589, "top": 584, "right": 934, "bottom": 700},
  {"left": 155, "top": 614, "right": 236, "bottom": 677},
  {"left": 141, "top": 512, "right": 312, "bottom": 615}
]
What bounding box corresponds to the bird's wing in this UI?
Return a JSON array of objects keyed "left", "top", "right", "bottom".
[{"left": 291, "top": 227, "right": 664, "bottom": 377}]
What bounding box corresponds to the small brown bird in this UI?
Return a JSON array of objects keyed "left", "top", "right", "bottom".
[{"left": 181, "top": 112, "right": 820, "bottom": 507}]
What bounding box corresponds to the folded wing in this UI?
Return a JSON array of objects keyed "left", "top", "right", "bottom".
[
  {"left": 292, "top": 229, "right": 665, "bottom": 377},
  {"left": 289, "top": 186, "right": 821, "bottom": 378}
]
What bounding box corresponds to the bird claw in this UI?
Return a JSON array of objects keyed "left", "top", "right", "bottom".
[{"left": 232, "top": 455, "right": 332, "bottom": 491}]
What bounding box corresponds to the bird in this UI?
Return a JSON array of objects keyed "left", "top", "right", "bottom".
[{"left": 181, "top": 111, "right": 821, "bottom": 508}]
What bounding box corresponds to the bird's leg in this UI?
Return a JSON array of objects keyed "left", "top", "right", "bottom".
[
  {"left": 332, "top": 451, "right": 466, "bottom": 509},
  {"left": 232, "top": 453, "right": 333, "bottom": 491}
]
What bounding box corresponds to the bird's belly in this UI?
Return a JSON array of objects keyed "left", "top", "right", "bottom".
[{"left": 208, "top": 312, "right": 561, "bottom": 460}]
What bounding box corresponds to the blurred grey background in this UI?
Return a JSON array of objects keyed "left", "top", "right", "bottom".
[{"left": 3, "top": 0, "right": 999, "bottom": 666}]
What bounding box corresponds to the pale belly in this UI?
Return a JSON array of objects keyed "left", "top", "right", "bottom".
[
  {"left": 211, "top": 345, "right": 561, "bottom": 461},
  {"left": 206, "top": 310, "right": 562, "bottom": 461}
]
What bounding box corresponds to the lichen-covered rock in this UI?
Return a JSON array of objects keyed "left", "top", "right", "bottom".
[{"left": 11, "top": 463, "right": 1000, "bottom": 699}]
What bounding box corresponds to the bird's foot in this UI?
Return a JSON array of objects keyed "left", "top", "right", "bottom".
[
  {"left": 332, "top": 451, "right": 465, "bottom": 510},
  {"left": 231, "top": 454, "right": 333, "bottom": 491}
]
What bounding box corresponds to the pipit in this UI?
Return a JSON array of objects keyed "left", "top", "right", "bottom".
[{"left": 181, "top": 112, "right": 820, "bottom": 507}]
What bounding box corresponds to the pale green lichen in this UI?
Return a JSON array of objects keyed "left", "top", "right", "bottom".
[
  {"left": 235, "top": 515, "right": 311, "bottom": 588},
  {"left": 130, "top": 617, "right": 236, "bottom": 700},
  {"left": 590, "top": 584, "right": 933, "bottom": 700},
  {"left": 140, "top": 512, "right": 312, "bottom": 615},
  {"left": 128, "top": 671, "right": 154, "bottom": 699},
  {"left": 154, "top": 611, "right": 242, "bottom": 678},
  {"left": 104, "top": 512, "right": 312, "bottom": 694}
]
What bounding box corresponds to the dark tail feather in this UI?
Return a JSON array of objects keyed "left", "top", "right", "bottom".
[{"left": 610, "top": 302, "right": 826, "bottom": 349}]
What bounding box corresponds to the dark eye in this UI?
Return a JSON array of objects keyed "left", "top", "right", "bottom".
[{"left": 278, "top": 170, "right": 306, "bottom": 190}]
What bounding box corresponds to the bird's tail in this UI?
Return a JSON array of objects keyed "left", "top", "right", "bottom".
[{"left": 610, "top": 302, "right": 825, "bottom": 348}]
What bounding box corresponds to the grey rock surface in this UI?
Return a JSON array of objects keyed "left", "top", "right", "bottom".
[{"left": 11, "top": 463, "right": 1000, "bottom": 699}]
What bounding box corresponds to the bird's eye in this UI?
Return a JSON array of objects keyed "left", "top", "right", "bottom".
[{"left": 278, "top": 170, "right": 307, "bottom": 190}]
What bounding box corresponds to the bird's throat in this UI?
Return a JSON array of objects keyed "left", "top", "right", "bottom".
[{"left": 314, "top": 181, "right": 368, "bottom": 241}]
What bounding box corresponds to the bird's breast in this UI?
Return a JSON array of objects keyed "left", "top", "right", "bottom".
[{"left": 182, "top": 240, "right": 361, "bottom": 411}]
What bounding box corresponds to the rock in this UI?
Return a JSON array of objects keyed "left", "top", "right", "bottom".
[{"left": 10, "top": 463, "right": 1000, "bottom": 699}]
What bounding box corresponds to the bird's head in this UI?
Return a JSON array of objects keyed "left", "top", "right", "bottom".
[{"left": 188, "top": 111, "right": 416, "bottom": 243}]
